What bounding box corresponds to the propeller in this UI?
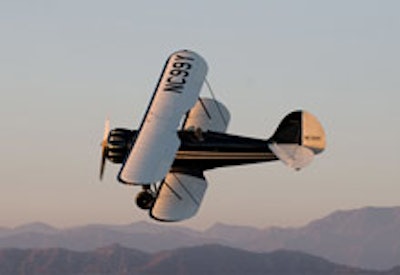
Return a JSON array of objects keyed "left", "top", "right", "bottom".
[{"left": 100, "top": 118, "right": 110, "bottom": 180}]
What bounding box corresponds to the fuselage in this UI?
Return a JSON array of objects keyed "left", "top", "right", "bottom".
[
  {"left": 174, "top": 131, "right": 277, "bottom": 171},
  {"left": 106, "top": 129, "right": 277, "bottom": 173}
]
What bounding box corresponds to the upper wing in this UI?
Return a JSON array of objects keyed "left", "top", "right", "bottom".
[
  {"left": 183, "top": 97, "right": 230, "bottom": 133},
  {"left": 150, "top": 172, "right": 208, "bottom": 222},
  {"left": 118, "top": 50, "right": 208, "bottom": 185}
]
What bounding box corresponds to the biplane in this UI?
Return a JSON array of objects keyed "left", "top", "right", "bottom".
[{"left": 100, "top": 50, "right": 326, "bottom": 222}]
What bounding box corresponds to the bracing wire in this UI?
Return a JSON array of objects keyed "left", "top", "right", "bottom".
[{"left": 204, "top": 78, "right": 228, "bottom": 128}]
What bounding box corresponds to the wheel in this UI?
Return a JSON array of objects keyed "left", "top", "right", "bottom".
[{"left": 135, "top": 190, "right": 155, "bottom": 210}]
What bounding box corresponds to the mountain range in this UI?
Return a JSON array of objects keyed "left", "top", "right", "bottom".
[
  {"left": 1, "top": 206, "right": 400, "bottom": 270},
  {"left": 1, "top": 244, "right": 399, "bottom": 275}
]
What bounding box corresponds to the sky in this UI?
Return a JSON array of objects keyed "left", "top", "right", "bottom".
[{"left": 1, "top": 0, "right": 399, "bottom": 230}]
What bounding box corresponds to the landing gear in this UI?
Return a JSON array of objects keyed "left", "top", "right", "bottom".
[{"left": 135, "top": 186, "right": 155, "bottom": 210}]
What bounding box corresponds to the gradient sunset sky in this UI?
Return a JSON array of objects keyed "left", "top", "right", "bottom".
[{"left": 1, "top": 1, "right": 399, "bottom": 229}]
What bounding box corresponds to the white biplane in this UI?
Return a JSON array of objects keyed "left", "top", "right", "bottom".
[{"left": 100, "top": 50, "right": 326, "bottom": 222}]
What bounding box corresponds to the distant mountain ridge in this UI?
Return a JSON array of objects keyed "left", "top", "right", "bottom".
[
  {"left": 1, "top": 206, "right": 400, "bottom": 270},
  {"left": 0, "top": 244, "right": 397, "bottom": 275}
]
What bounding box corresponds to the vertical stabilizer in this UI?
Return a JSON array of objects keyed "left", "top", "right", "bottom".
[{"left": 268, "top": 110, "right": 326, "bottom": 170}]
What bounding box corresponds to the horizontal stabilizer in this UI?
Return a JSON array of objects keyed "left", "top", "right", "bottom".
[
  {"left": 150, "top": 172, "right": 207, "bottom": 222},
  {"left": 268, "top": 143, "right": 314, "bottom": 170},
  {"left": 269, "top": 110, "right": 326, "bottom": 170}
]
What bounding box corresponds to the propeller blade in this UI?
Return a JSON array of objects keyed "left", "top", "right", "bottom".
[
  {"left": 103, "top": 118, "right": 110, "bottom": 142},
  {"left": 100, "top": 146, "right": 107, "bottom": 180},
  {"left": 100, "top": 118, "right": 110, "bottom": 180}
]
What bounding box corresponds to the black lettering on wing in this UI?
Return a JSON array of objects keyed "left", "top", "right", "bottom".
[
  {"left": 163, "top": 57, "right": 193, "bottom": 94},
  {"left": 175, "top": 54, "right": 195, "bottom": 61},
  {"left": 164, "top": 82, "right": 184, "bottom": 93}
]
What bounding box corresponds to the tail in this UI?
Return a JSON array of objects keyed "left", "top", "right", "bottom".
[{"left": 268, "top": 110, "right": 326, "bottom": 170}]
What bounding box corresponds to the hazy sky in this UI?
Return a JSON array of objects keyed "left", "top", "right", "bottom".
[{"left": 1, "top": 1, "right": 399, "bottom": 230}]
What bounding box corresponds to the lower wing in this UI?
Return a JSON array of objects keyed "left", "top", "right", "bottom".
[{"left": 150, "top": 172, "right": 207, "bottom": 222}]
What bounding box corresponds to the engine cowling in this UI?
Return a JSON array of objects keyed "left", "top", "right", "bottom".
[{"left": 106, "top": 128, "right": 136, "bottom": 164}]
